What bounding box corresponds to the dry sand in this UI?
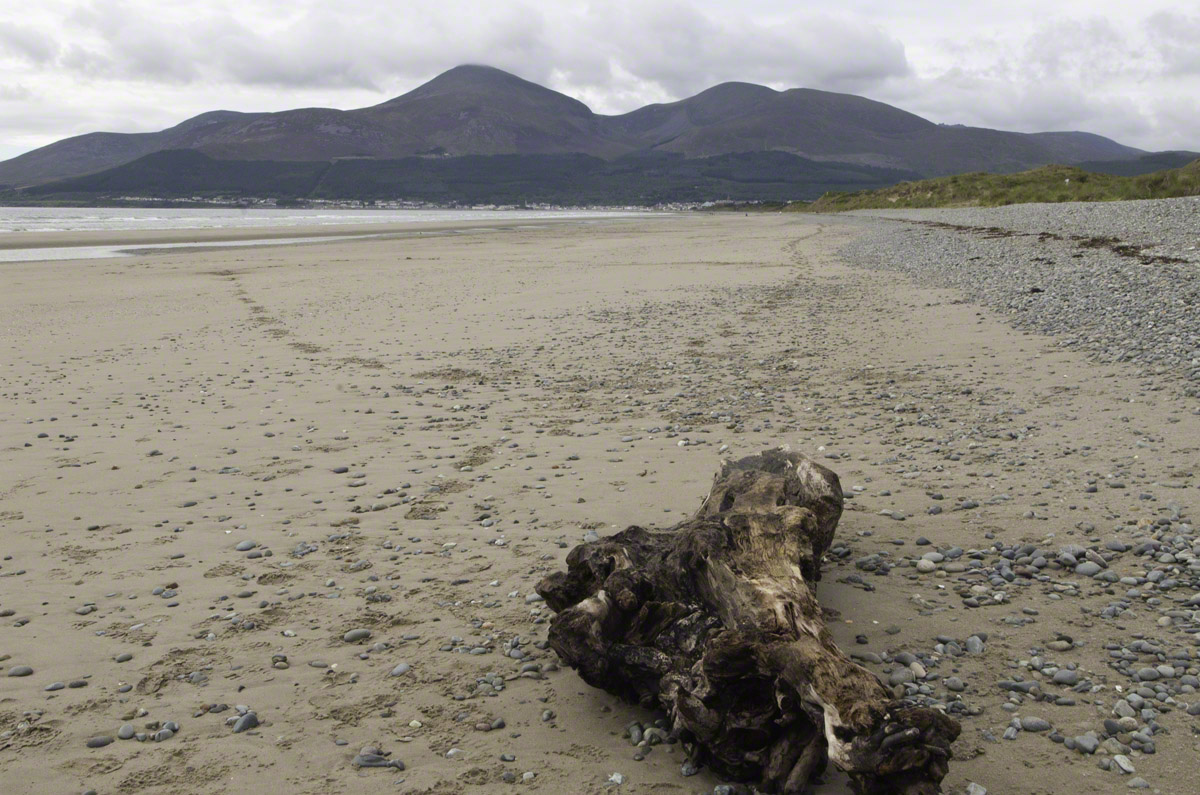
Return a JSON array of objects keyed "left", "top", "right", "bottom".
[{"left": 1, "top": 214, "right": 1196, "bottom": 794}]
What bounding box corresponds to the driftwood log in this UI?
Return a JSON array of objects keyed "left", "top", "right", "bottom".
[{"left": 536, "top": 450, "right": 959, "bottom": 794}]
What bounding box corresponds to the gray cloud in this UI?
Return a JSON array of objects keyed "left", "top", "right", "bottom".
[
  {"left": 870, "top": 10, "right": 1200, "bottom": 150},
  {"left": 1145, "top": 11, "right": 1200, "bottom": 76},
  {"left": 0, "top": 22, "right": 58, "bottom": 63},
  {"left": 571, "top": 6, "right": 909, "bottom": 100},
  {"left": 39, "top": 1, "right": 907, "bottom": 98},
  {"left": 1021, "top": 18, "right": 1133, "bottom": 84}
]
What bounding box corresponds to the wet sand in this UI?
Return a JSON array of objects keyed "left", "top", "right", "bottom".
[{"left": 0, "top": 215, "right": 639, "bottom": 251}]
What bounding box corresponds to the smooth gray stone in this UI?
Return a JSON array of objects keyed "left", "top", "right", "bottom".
[
  {"left": 1020, "top": 716, "right": 1052, "bottom": 732},
  {"left": 1053, "top": 669, "right": 1080, "bottom": 686},
  {"left": 232, "top": 712, "right": 259, "bottom": 733}
]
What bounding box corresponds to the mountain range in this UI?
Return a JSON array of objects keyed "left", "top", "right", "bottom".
[{"left": 0, "top": 64, "right": 1186, "bottom": 202}]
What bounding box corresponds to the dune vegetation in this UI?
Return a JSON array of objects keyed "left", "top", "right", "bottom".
[{"left": 801, "top": 159, "right": 1200, "bottom": 211}]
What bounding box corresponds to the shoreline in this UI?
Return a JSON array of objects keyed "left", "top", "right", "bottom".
[{"left": 0, "top": 214, "right": 655, "bottom": 251}]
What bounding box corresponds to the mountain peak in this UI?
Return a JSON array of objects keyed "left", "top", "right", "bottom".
[
  {"left": 382, "top": 64, "right": 591, "bottom": 116},
  {"left": 692, "top": 81, "right": 778, "bottom": 101},
  {"left": 417, "top": 64, "right": 523, "bottom": 89},
  {"left": 438, "top": 63, "right": 516, "bottom": 78}
]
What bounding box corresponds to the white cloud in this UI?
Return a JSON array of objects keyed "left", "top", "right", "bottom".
[{"left": 0, "top": 83, "right": 31, "bottom": 100}]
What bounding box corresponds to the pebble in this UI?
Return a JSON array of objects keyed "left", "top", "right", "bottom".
[
  {"left": 844, "top": 201, "right": 1200, "bottom": 389},
  {"left": 1052, "top": 669, "right": 1079, "bottom": 686},
  {"left": 1020, "top": 717, "right": 1051, "bottom": 732},
  {"left": 232, "top": 712, "right": 259, "bottom": 733}
]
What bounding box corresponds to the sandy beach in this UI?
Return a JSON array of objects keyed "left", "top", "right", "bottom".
[{"left": 1, "top": 212, "right": 1197, "bottom": 794}]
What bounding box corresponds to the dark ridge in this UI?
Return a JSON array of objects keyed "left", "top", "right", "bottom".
[{"left": 14, "top": 149, "right": 924, "bottom": 205}]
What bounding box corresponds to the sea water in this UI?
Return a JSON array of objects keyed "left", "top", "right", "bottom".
[{"left": 0, "top": 206, "right": 647, "bottom": 261}]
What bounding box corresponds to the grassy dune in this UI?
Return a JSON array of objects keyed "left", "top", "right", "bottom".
[{"left": 802, "top": 159, "right": 1200, "bottom": 211}]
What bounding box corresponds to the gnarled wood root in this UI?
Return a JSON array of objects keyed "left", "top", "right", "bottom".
[{"left": 536, "top": 450, "right": 959, "bottom": 794}]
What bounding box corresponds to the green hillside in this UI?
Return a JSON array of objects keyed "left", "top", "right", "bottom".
[
  {"left": 1075, "top": 150, "right": 1199, "bottom": 176},
  {"left": 803, "top": 159, "right": 1200, "bottom": 212}
]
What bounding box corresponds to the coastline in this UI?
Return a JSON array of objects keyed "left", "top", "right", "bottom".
[{"left": 0, "top": 214, "right": 649, "bottom": 252}]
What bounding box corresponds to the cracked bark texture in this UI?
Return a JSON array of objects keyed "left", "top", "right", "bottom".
[{"left": 536, "top": 449, "right": 959, "bottom": 794}]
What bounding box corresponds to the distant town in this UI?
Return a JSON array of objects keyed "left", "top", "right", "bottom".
[{"left": 103, "top": 195, "right": 727, "bottom": 212}]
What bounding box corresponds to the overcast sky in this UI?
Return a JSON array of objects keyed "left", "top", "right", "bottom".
[{"left": 1, "top": 0, "right": 1197, "bottom": 160}]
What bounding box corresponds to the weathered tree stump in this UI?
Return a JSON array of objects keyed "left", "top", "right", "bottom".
[{"left": 536, "top": 450, "right": 959, "bottom": 794}]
